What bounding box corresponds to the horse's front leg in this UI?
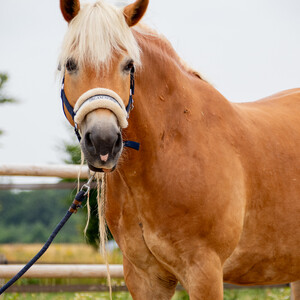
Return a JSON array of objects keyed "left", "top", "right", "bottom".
[
  {"left": 180, "top": 249, "right": 224, "bottom": 300},
  {"left": 291, "top": 281, "right": 300, "bottom": 300},
  {"left": 123, "top": 256, "right": 178, "bottom": 300}
]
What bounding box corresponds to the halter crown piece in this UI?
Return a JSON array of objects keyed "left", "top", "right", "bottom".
[{"left": 60, "top": 67, "right": 139, "bottom": 151}]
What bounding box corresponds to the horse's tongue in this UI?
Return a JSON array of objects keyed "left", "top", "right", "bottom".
[{"left": 100, "top": 154, "right": 109, "bottom": 162}]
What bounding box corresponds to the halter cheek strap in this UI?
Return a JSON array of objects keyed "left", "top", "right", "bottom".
[
  {"left": 61, "top": 68, "right": 140, "bottom": 151},
  {"left": 61, "top": 78, "right": 75, "bottom": 120}
]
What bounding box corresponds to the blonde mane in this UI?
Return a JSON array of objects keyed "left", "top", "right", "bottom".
[
  {"left": 58, "top": 0, "right": 141, "bottom": 72},
  {"left": 133, "top": 24, "right": 204, "bottom": 80}
]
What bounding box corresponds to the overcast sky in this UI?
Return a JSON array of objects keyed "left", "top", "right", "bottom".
[{"left": 0, "top": 0, "right": 299, "bottom": 183}]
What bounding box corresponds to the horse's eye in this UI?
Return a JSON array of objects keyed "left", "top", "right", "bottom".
[
  {"left": 124, "top": 60, "right": 134, "bottom": 73},
  {"left": 66, "top": 58, "right": 78, "bottom": 73}
]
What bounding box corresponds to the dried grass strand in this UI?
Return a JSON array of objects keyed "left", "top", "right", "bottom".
[{"left": 97, "top": 173, "right": 112, "bottom": 299}]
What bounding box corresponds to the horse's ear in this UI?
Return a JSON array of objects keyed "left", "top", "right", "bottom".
[
  {"left": 60, "top": 0, "right": 80, "bottom": 22},
  {"left": 123, "top": 0, "right": 149, "bottom": 27}
]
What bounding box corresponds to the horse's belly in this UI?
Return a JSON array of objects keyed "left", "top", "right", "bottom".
[
  {"left": 223, "top": 210, "right": 300, "bottom": 285},
  {"left": 223, "top": 130, "right": 300, "bottom": 285},
  {"left": 223, "top": 247, "right": 300, "bottom": 285}
]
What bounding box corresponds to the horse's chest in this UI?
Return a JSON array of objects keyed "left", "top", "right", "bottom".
[{"left": 115, "top": 209, "right": 177, "bottom": 271}]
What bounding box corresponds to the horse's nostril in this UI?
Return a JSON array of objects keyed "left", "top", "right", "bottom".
[
  {"left": 114, "top": 133, "right": 122, "bottom": 152},
  {"left": 85, "top": 132, "right": 93, "bottom": 147}
]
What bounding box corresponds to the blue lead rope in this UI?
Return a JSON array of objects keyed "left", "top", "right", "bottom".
[{"left": 0, "top": 190, "right": 87, "bottom": 295}]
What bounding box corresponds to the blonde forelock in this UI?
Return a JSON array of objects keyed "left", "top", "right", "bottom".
[{"left": 58, "top": 0, "right": 141, "bottom": 73}]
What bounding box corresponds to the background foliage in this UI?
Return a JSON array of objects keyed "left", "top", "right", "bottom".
[
  {"left": 0, "top": 73, "right": 16, "bottom": 137},
  {"left": 0, "top": 190, "right": 84, "bottom": 243}
]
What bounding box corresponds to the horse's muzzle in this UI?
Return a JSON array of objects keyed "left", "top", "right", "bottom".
[{"left": 81, "top": 123, "right": 123, "bottom": 172}]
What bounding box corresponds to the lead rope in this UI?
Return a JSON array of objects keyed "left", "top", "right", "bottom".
[
  {"left": 81, "top": 150, "right": 92, "bottom": 239},
  {"left": 77, "top": 151, "right": 85, "bottom": 193},
  {"left": 97, "top": 173, "right": 112, "bottom": 300}
]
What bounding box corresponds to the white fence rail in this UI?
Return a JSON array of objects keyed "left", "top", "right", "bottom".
[
  {"left": 0, "top": 264, "right": 124, "bottom": 279},
  {"left": 0, "top": 164, "right": 90, "bottom": 179},
  {"left": 0, "top": 264, "right": 290, "bottom": 290},
  {"left": 0, "top": 263, "right": 290, "bottom": 293}
]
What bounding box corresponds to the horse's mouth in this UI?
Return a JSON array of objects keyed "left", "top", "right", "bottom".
[{"left": 88, "top": 163, "right": 116, "bottom": 173}]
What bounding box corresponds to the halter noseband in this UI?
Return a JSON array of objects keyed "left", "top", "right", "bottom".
[{"left": 60, "top": 67, "right": 139, "bottom": 151}]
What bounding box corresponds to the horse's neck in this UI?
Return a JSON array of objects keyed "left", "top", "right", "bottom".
[
  {"left": 116, "top": 33, "right": 238, "bottom": 182},
  {"left": 131, "top": 38, "right": 235, "bottom": 137}
]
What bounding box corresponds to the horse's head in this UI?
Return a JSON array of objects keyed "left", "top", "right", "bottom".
[{"left": 59, "top": 0, "right": 148, "bottom": 172}]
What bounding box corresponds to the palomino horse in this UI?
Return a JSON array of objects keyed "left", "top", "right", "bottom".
[{"left": 58, "top": 0, "right": 300, "bottom": 298}]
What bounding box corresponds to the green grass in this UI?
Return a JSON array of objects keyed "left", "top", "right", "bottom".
[
  {"left": 224, "top": 288, "right": 291, "bottom": 300},
  {"left": 2, "top": 288, "right": 291, "bottom": 300},
  {"left": 1, "top": 292, "right": 130, "bottom": 300}
]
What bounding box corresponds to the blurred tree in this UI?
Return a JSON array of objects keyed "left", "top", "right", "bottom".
[
  {"left": 63, "top": 141, "right": 82, "bottom": 165},
  {"left": 0, "top": 74, "right": 15, "bottom": 104},
  {"left": 0, "top": 73, "right": 16, "bottom": 136},
  {"left": 0, "top": 189, "right": 84, "bottom": 243}
]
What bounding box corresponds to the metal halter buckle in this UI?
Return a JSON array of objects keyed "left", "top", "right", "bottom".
[{"left": 80, "top": 173, "right": 95, "bottom": 196}]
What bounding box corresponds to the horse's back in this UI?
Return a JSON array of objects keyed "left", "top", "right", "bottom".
[
  {"left": 236, "top": 87, "right": 300, "bottom": 119},
  {"left": 223, "top": 88, "right": 300, "bottom": 285},
  {"left": 257, "top": 88, "right": 300, "bottom": 102},
  {"left": 234, "top": 88, "right": 300, "bottom": 150}
]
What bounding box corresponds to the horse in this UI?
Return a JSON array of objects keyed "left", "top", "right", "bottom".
[{"left": 58, "top": 0, "right": 300, "bottom": 299}]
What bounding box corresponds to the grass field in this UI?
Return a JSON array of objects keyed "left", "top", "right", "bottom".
[
  {"left": 0, "top": 244, "right": 292, "bottom": 299},
  {"left": 1, "top": 288, "right": 291, "bottom": 300},
  {"left": 0, "top": 244, "right": 122, "bottom": 264}
]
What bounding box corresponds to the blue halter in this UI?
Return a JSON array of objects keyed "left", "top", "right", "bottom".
[{"left": 61, "top": 67, "right": 139, "bottom": 151}]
